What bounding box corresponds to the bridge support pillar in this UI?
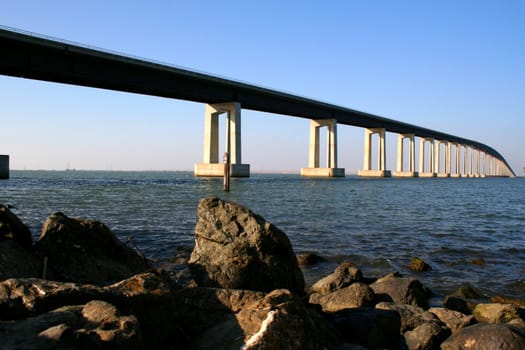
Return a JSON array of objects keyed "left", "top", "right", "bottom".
[
  {"left": 450, "top": 143, "right": 461, "bottom": 178},
  {"left": 301, "top": 119, "right": 344, "bottom": 177},
  {"left": 419, "top": 137, "right": 436, "bottom": 177},
  {"left": 194, "top": 102, "right": 250, "bottom": 177},
  {"left": 358, "top": 128, "right": 391, "bottom": 177},
  {"left": 436, "top": 140, "right": 450, "bottom": 177},
  {"left": 393, "top": 133, "right": 417, "bottom": 177},
  {"left": 0, "top": 155, "right": 9, "bottom": 179}
]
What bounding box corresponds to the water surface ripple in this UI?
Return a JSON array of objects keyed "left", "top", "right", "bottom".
[{"left": 2, "top": 171, "right": 524, "bottom": 303}]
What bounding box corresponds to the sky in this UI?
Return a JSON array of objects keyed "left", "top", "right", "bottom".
[{"left": 0, "top": 1, "right": 523, "bottom": 174}]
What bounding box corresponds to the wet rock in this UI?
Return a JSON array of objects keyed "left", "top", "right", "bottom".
[
  {"left": 370, "top": 272, "right": 430, "bottom": 308},
  {"left": 329, "top": 307, "right": 401, "bottom": 349},
  {"left": 409, "top": 257, "right": 432, "bottom": 272},
  {"left": 428, "top": 307, "right": 476, "bottom": 333},
  {"left": 296, "top": 252, "right": 326, "bottom": 266},
  {"left": 443, "top": 283, "right": 488, "bottom": 315},
  {"left": 34, "top": 212, "right": 152, "bottom": 285},
  {"left": 441, "top": 323, "right": 525, "bottom": 350},
  {"left": 310, "top": 262, "right": 363, "bottom": 294},
  {"left": 473, "top": 303, "right": 525, "bottom": 324},
  {"left": 189, "top": 196, "right": 305, "bottom": 294},
  {"left": 0, "top": 300, "right": 142, "bottom": 350},
  {"left": 0, "top": 204, "right": 32, "bottom": 248},
  {"left": 0, "top": 240, "right": 42, "bottom": 280},
  {"left": 310, "top": 282, "right": 374, "bottom": 312},
  {"left": 173, "top": 288, "right": 342, "bottom": 350}
]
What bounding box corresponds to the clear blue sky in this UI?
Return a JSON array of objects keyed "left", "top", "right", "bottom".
[{"left": 1, "top": 1, "right": 523, "bottom": 173}]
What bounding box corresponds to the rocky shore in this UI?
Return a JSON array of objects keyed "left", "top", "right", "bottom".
[{"left": 1, "top": 197, "right": 525, "bottom": 349}]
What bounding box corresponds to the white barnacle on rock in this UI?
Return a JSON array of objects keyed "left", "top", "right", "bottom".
[{"left": 241, "top": 310, "right": 277, "bottom": 350}]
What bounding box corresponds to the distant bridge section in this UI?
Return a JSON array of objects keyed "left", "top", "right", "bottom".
[{"left": 0, "top": 26, "right": 515, "bottom": 177}]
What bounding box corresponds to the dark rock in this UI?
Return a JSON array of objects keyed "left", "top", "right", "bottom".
[
  {"left": 441, "top": 323, "right": 525, "bottom": 350},
  {"left": 310, "top": 282, "right": 375, "bottom": 312},
  {"left": 370, "top": 273, "right": 430, "bottom": 308},
  {"left": 0, "top": 204, "right": 32, "bottom": 248},
  {"left": 443, "top": 283, "right": 488, "bottom": 315},
  {"left": 473, "top": 303, "right": 525, "bottom": 324},
  {"left": 188, "top": 196, "right": 305, "bottom": 294},
  {"left": 0, "top": 300, "right": 142, "bottom": 349},
  {"left": 329, "top": 307, "right": 402, "bottom": 349},
  {"left": 172, "top": 287, "right": 342, "bottom": 349},
  {"left": 0, "top": 273, "right": 183, "bottom": 349},
  {"left": 0, "top": 240, "right": 42, "bottom": 280},
  {"left": 310, "top": 261, "right": 363, "bottom": 294},
  {"left": 297, "top": 252, "right": 326, "bottom": 266},
  {"left": 409, "top": 257, "right": 432, "bottom": 272},
  {"left": 376, "top": 302, "right": 441, "bottom": 333},
  {"left": 404, "top": 321, "right": 450, "bottom": 350},
  {"left": 428, "top": 307, "right": 476, "bottom": 333},
  {"left": 34, "top": 212, "right": 152, "bottom": 285}
]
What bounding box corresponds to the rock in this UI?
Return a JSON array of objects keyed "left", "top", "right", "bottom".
[
  {"left": 296, "top": 252, "right": 326, "bottom": 266},
  {"left": 0, "top": 300, "right": 142, "bottom": 349},
  {"left": 443, "top": 283, "right": 489, "bottom": 315},
  {"left": 310, "top": 262, "right": 363, "bottom": 294},
  {"left": 473, "top": 303, "right": 525, "bottom": 324},
  {"left": 188, "top": 196, "right": 305, "bottom": 294},
  {"left": 310, "top": 282, "right": 374, "bottom": 312},
  {"left": 376, "top": 302, "right": 441, "bottom": 333},
  {"left": 409, "top": 257, "right": 432, "bottom": 272},
  {"left": 492, "top": 295, "right": 525, "bottom": 308},
  {"left": 172, "top": 288, "right": 342, "bottom": 350},
  {"left": 370, "top": 273, "right": 430, "bottom": 308},
  {"left": 329, "top": 307, "right": 401, "bottom": 349},
  {"left": 0, "top": 240, "right": 43, "bottom": 280},
  {"left": 441, "top": 323, "right": 525, "bottom": 350},
  {"left": 0, "top": 204, "right": 32, "bottom": 248},
  {"left": 0, "top": 273, "right": 183, "bottom": 349},
  {"left": 428, "top": 307, "right": 476, "bottom": 333},
  {"left": 34, "top": 212, "right": 152, "bottom": 285},
  {"left": 404, "top": 321, "right": 450, "bottom": 350}
]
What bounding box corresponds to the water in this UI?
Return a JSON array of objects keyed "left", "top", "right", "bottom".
[{"left": 1, "top": 170, "right": 524, "bottom": 305}]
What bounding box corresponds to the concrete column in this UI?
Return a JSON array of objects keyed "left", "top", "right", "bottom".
[
  {"left": 446, "top": 142, "right": 451, "bottom": 174},
  {"left": 419, "top": 137, "right": 436, "bottom": 177},
  {"left": 451, "top": 143, "right": 460, "bottom": 177},
  {"left": 195, "top": 102, "right": 250, "bottom": 177},
  {"left": 476, "top": 150, "right": 481, "bottom": 177},
  {"left": 394, "top": 133, "right": 417, "bottom": 177},
  {"left": 358, "top": 128, "right": 391, "bottom": 177},
  {"left": 0, "top": 155, "right": 9, "bottom": 179},
  {"left": 480, "top": 152, "right": 486, "bottom": 177},
  {"left": 301, "top": 119, "right": 344, "bottom": 177}
]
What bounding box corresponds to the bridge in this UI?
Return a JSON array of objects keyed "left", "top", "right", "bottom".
[{"left": 0, "top": 26, "right": 515, "bottom": 178}]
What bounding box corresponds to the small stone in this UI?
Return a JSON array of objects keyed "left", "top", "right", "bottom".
[
  {"left": 409, "top": 257, "right": 432, "bottom": 271},
  {"left": 296, "top": 252, "right": 326, "bottom": 266}
]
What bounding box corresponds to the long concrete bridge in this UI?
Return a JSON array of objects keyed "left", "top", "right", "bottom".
[{"left": 0, "top": 26, "right": 515, "bottom": 178}]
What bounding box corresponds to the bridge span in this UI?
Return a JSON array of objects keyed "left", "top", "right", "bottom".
[{"left": 0, "top": 27, "right": 515, "bottom": 178}]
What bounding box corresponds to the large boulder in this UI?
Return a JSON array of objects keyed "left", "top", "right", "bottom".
[
  {"left": 370, "top": 272, "right": 429, "bottom": 308},
  {"left": 0, "top": 204, "right": 32, "bottom": 248},
  {"left": 310, "top": 262, "right": 363, "bottom": 294},
  {"left": 0, "top": 300, "right": 142, "bottom": 349},
  {"left": 188, "top": 196, "right": 305, "bottom": 294},
  {"left": 34, "top": 212, "right": 152, "bottom": 285},
  {"left": 441, "top": 323, "right": 525, "bottom": 350},
  {"left": 309, "top": 282, "right": 375, "bottom": 312}
]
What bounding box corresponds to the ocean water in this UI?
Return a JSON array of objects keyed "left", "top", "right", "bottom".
[{"left": 1, "top": 170, "right": 524, "bottom": 304}]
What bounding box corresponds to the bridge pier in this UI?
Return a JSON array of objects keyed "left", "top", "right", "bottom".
[
  {"left": 358, "top": 128, "right": 391, "bottom": 177},
  {"left": 419, "top": 137, "right": 436, "bottom": 177},
  {"left": 301, "top": 119, "right": 344, "bottom": 177},
  {"left": 393, "top": 133, "right": 417, "bottom": 177},
  {"left": 435, "top": 140, "right": 450, "bottom": 177},
  {"left": 0, "top": 155, "right": 9, "bottom": 179},
  {"left": 194, "top": 102, "right": 250, "bottom": 177}
]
